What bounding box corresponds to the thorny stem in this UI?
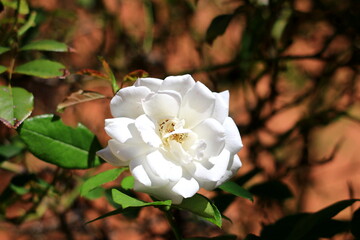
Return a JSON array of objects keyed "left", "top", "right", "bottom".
[{"left": 164, "top": 210, "right": 182, "bottom": 240}]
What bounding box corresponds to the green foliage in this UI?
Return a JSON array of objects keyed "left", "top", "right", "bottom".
[
  {"left": 176, "top": 194, "right": 222, "bottom": 227},
  {"left": 1, "top": 0, "right": 29, "bottom": 14},
  {"left": 0, "top": 173, "right": 55, "bottom": 220},
  {"left": 86, "top": 208, "right": 125, "bottom": 224},
  {"left": 80, "top": 168, "right": 127, "bottom": 197},
  {"left": 18, "top": 114, "right": 103, "bottom": 169},
  {"left": 0, "top": 86, "right": 34, "bottom": 128},
  {"left": 111, "top": 188, "right": 172, "bottom": 209},
  {"left": 20, "top": 40, "right": 70, "bottom": 52},
  {"left": 0, "top": 47, "right": 10, "bottom": 55},
  {"left": 218, "top": 181, "right": 253, "bottom": 201},
  {"left": 99, "top": 57, "right": 119, "bottom": 93},
  {"left": 14, "top": 59, "right": 66, "bottom": 78},
  {"left": 0, "top": 139, "right": 24, "bottom": 160},
  {"left": 121, "top": 175, "right": 135, "bottom": 190},
  {"left": 0, "top": 65, "right": 7, "bottom": 74}
]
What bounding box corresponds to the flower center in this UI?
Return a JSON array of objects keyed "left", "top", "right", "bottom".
[
  {"left": 157, "top": 118, "right": 205, "bottom": 164},
  {"left": 158, "top": 119, "right": 188, "bottom": 145}
]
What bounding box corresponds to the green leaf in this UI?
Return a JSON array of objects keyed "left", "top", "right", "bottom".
[
  {"left": 249, "top": 180, "right": 293, "bottom": 201},
  {"left": 0, "top": 86, "right": 34, "bottom": 128},
  {"left": 271, "top": 6, "right": 292, "bottom": 43},
  {"left": 0, "top": 144, "right": 23, "bottom": 159},
  {"left": 2, "top": 0, "right": 29, "bottom": 14},
  {"left": 123, "top": 69, "right": 149, "bottom": 83},
  {"left": 99, "top": 57, "right": 119, "bottom": 93},
  {"left": 286, "top": 199, "right": 360, "bottom": 240},
  {"left": 0, "top": 47, "right": 10, "bottom": 55},
  {"left": 111, "top": 188, "right": 172, "bottom": 209},
  {"left": 86, "top": 208, "right": 124, "bottom": 224},
  {"left": 14, "top": 59, "right": 66, "bottom": 78},
  {"left": 0, "top": 65, "right": 7, "bottom": 74},
  {"left": 9, "top": 183, "right": 29, "bottom": 195},
  {"left": 176, "top": 193, "right": 222, "bottom": 227},
  {"left": 185, "top": 235, "right": 237, "bottom": 240},
  {"left": 77, "top": 0, "right": 96, "bottom": 9},
  {"left": 218, "top": 181, "right": 253, "bottom": 201},
  {"left": 18, "top": 114, "right": 103, "bottom": 169},
  {"left": 206, "top": 14, "right": 233, "bottom": 44},
  {"left": 80, "top": 168, "right": 126, "bottom": 197},
  {"left": 21, "top": 40, "right": 70, "bottom": 52},
  {"left": 83, "top": 186, "right": 104, "bottom": 200},
  {"left": 18, "top": 11, "right": 36, "bottom": 36},
  {"left": 121, "top": 175, "right": 134, "bottom": 190}
]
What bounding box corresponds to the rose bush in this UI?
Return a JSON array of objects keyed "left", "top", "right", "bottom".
[{"left": 97, "top": 74, "right": 243, "bottom": 204}]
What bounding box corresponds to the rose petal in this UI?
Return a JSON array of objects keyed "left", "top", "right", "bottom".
[
  {"left": 135, "top": 114, "right": 162, "bottom": 147},
  {"left": 134, "top": 77, "right": 163, "bottom": 92},
  {"left": 223, "top": 117, "right": 243, "bottom": 154},
  {"left": 108, "top": 139, "right": 152, "bottom": 163},
  {"left": 133, "top": 181, "right": 183, "bottom": 204},
  {"left": 145, "top": 150, "right": 183, "bottom": 182},
  {"left": 192, "top": 118, "right": 225, "bottom": 158},
  {"left": 172, "top": 177, "right": 199, "bottom": 198},
  {"left": 110, "top": 86, "right": 150, "bottom": 119},
  {"left": 179, "top": 81, "right": 216, "bottom": 128},
  {"left": 130, "top": 157, "right": 168, "bottom": 187},
  {"left": 105, "top": 118, "right": 141, "bottom": 144},
  {"left": 131, "top": 162, "right": 152, "bottom": 186},
  {"left": 193, "top": 149, "right": 231, "bottom": 189},
  {"left": 215, "top": 154, "right": 242, "bottom": 187},
  {"left": 142, "top": 90, "right": 181, "bottom": 122},
  {"left": 96, "top": 146, "right": 129, "bottom": 166},
  {"left": 212, "top": 91, "right": 229, "bottom": 124},
  {"left": 160, "top": 74, "right": 195, "bottom": 97}
]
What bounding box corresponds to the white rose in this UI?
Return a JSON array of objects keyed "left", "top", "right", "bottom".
[{"left": 97, "top": 74, "right": 243, "bottom": 204}]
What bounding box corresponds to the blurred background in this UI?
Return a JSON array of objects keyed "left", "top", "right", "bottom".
[{"left": 0, "top": 0, "right": 359, "bottom": 239}]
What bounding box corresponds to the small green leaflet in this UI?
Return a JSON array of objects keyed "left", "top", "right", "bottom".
[
  {"left": 21, "top": 40, "right": 70, "bottom": 52},
  {"left": 112, "top": 188, "right": 172, "bottom": 209},
  {"left": 176, "top": 193, "right": 222, "bottom": 228},
  {"left": 218, "top": 181, "right": 253, "bottom": 201},
  {"left": 86, "top": 208, "right": 124, "bottom": 224},
  {"left": 0, "top": 66, "right": 7, "bottom": 74},
  {"left": 121, "top": 175, "right": 135, "bottom": 190},
  {"left": 80, "top": 168, "right": 127, "bottom": 197},
  {"left": 0, "top": 47, "right": 10, "bottom": 55},
  {"left": 0, "top": 86, "right": 34, "bottom": 128},
  {"left": 14, "top": 59, "right": 66, "bottom": 78},
  {"left": 1, "top": 0, "right": 29, "bottom": 14},
  {"left": 99, "top": 57, "right": 119, "bottom": 93}
]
